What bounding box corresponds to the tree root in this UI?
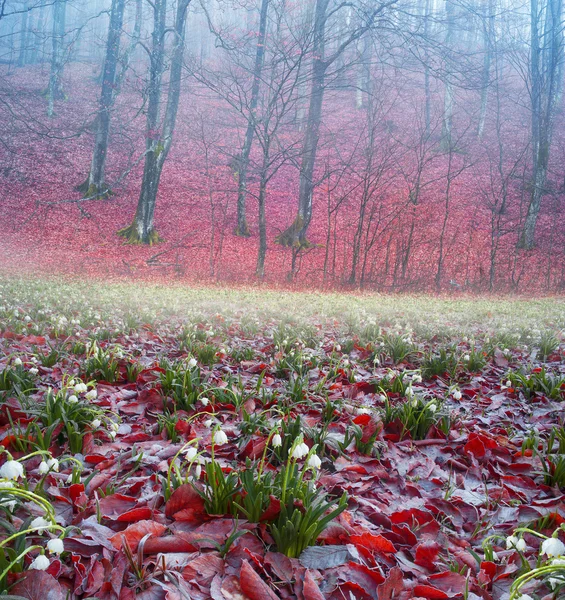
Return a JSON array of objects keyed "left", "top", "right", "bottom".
[
  {"left": 75, "top": 179, "right": 113, "bottom": 199},
  {"left": 117, "top": 223, "right": 163, "bottom": 245}
]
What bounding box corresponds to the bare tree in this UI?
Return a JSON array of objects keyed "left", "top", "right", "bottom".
[
  {"left": 518, "top": 0, "right": 563, "bottom": 248},
  {"left": 119, "top": 0, "right": 192, "bottom": 244}
]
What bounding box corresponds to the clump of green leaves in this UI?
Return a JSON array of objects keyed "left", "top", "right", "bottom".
[
  {"left": 507, "top": 367, "right": 565, "bottom": 401},
  {"left": 81, "top": 342, "right": 120, "bottom": 383},
  {"left": 159, "top": 360, "right": 205, "bottom": 411},
  {"left": 421, "top": 347, "right": 458, "bottom": 380}
]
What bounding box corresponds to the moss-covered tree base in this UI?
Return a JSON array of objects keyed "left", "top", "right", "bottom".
[
  {"left": 75, "top": 179, "right": 113, "bottom": 199},
  {"left": 234, "top": 222, "right": 251, "bottom": 237},
  {"left": 117, "top": 223, "right": 163, "bottom": 245},
  {"left": 276, "top": 217, "right": 311, "bottom": 249}
]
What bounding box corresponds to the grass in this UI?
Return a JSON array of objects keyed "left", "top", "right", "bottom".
[{"left": 0, "top": 274, "right": 564, "bottom": 342}]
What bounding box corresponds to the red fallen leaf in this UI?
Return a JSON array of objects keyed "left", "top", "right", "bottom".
[
  {"left": 353, "top": 414, "right": 372, "bottom": 426},
  {"left": 69, "top": 483, "right": 85, "bottom": 502},
  {"left": 350, "top": 532, "right": 396, "bottom": 554},
  {"left": 428, "top": 571, "right": 467, "bottom": 594},
  {"left": 183, "top": 553, "right": 225, "bottom": 583},
  {"left": 137, "top": 388, "right": 163, "bottom": 406},
  {"left": 84, "top": 454, "right": 107, "bottom": 465},
  {"left": 239, "top": 560, "right": 278, "bottom": 600},
  {"left": 165, "top": 484, "right": 207, "bottom": 522},
  {"left": 493, "top": 348, "right": 509, "bottom": 367},
  {"left": 10, "top": 569, "right": 65, "bottom": 600},
  {"left": 240, "top": 436, "right": 267, "bottom": 460},
  {"left": 21, "top": 335, "right": 47, "bottom": 345},
  {"left": 415, "top": 540, "right": 442, "bottom": 570},
  {"left": 110, "top": 520, "right": 167, "bottom": 551},
  {"left": 377, "top": 566, "right": 404, "bottom": 600},
  {"left": 117, "top": 507, "right": 153, "bottom": 522},
  {"left": 98, "top": 494, "right": 137, "bottom": 519},
  {"left": 413, "top": 584, "right": 449, "bottom": 599},
  {"left": 480, "top": 561, "right": 497, "bottom": 582},
  {"left": 260, "top": 495, "right": 281, "bottom": 521},
  {"left": 143, "top": 535, "right": 197, "bottom": 554},
  {"left": 303, "top": 570, "right": 325, "bottom": 600}
]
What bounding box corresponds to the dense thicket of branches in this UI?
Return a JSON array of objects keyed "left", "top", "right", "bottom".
[{"left": 0, "top": 0, "right": 563, "bottom": 291}]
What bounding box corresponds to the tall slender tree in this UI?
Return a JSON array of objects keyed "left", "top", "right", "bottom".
[
  {"left": 119, "top": 0, "right": 192, "bottom": 244},
  {"left": 518, "top": 0, "right": 563, "bottom": 248},
  {"left": 77, "top": 0, "right": 126, "bottom": 197}
]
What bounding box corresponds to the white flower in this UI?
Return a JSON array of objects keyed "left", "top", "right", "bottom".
[
  {"left": 379, "top": 394, "right": 387, "bottom": 402},
  {"left": 515, "top": 538, "right": 527, "bottom": 552},
  {"left": 29, "top": 367, "right": 39, "bottom": 375},
  {"left": 541, "top": 537, "right": 565, "bottom": 558},
  {"left": 0, "top": 480, "right": 14, "bottom": 489},
  {"left": 307, "top": 454, "right": 322, "bottom": 469},
  {"left": 47, "top": 538, "right": 65, "bottom": 555},
  {"left": 491, "top": 551, "right": 499, "bottom": 561},
  {"left": 428, "top": 403, "right": 438, "bottom": 413},
  {"left": 453, "top": 390, "right": 462, "bottom": 401},
  {"left": 74, "top": 382, "right": 87, "bottom": 393},
  {"left": 505, "top": 380, "right": 512, "bottom": 388},
  {"left": 188, "top": 358, "right": 197, "bottom": 368},
  {"left": 29, "top": 554, "right": 50, "bottom": 570},
  {"left": 200, "top": 397, "right": 210, "bottom": 406},
  {"left": 39, "top": 461, "right": 50, "bottom": 475},
  {"left": 194, "top": 464, "right": 202, "bottom": 478},
  {"left": 13, "top": 357, "right": 22, "bottom": 366},
  {"left": 272, "top": 433, "right": 282, "bottom": 447},
  {"left": 91, "top": 419, "right": 101, "bottom": 429},
  {"left": 291, "top": 442, "right": 310, "bottom": 460},
  {"left": 0, "top": 460, "right": 24, "bottom": 480},
  {"left": 335, "top": 345, "right": 341, "bottom": 352},
  {"left": 85, "top": 389, "right": 97, "bottom": 401},
  {"left": 204, "top": 419, "right": 213, "bottom": 428},
  {"left": 67, "top": 395, "right": 78, "bottom": 404},
  {"left": 30, "top": 517, "right": 51, "bottom": 532},
  {"left": 185, "top": 447, "right": 198, "bottom": 460},
  {"left": 462, "top": 354, "right": 470, "bottom": 361},
  {"left": 109, "top": 421, "right": 119, "bottom": 432},
  {"left": 213, "top": 429, "right": 228, "bottom": 446},
  {"left": 506, "top": 535, "right": 519, "bottom": 549}
]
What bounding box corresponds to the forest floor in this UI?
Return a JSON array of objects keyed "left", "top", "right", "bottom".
[{"left": 1, "top": 275, "right": 565, "bottom": 600}]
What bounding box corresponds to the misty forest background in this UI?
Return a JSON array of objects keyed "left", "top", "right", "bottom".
[{"left": 0, "top": 0, "right": 564, "bottom": 292}]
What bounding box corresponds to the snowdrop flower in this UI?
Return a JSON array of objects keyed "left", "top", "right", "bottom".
[
  {"left": 67, "top": 394, "right": 78, "bottom": 404},
  {"left": 307, "top": 454, "right": 322, "bottom": 469},
  {"left": 188, "top": 358, "right": 197, "bottom": 368},
  {"left": 541, "top": 537, "right": 565, "bottom": 558},
  {"left": 412, "top": 374, "right": 422, "bottom": 383},
  {"left": 335, "top": 344, "right": 341, "bottom": 352},
  {"left": 291, "top": 442, "right": 310, "bottom": 460},
  {"left": 491, "top": 551, "right": 499, "bottom": 561},
  {"left": 515, "top": 538, "right": 527, "bottom": 552},
  {"left": 24, "top": 315, "right": 31, "bottom": 322},
  {"left": 204, "top": 419, "right": 213, "bottom": 428},
  {"left": 428, "top": 403, "right": 438, "bottom": 413},
  {"left": 91, "top": 419, "right": 101, "bottom": 429},
  {"left": 39, "top": 461, "right": 50, "bottom": 475},
  {"left": 506, "top": 535, "right": 519, "bottom": 549},
  {"left": 195, "top": 464, "right": 202, "bottom": 478},
  {"left": 505, "top": 380, "right": 512, "bottom": 388},
  {"left": 29, "top": 367, "right": 39, "bottom": 375},
  {"left": 74, "top": 382, "right": 87, "bottom": 394},
  {"left": 108, "top": 431, "right": 116, "bottom": 440},
  {"left": 453, "top": 390, "right": 462, "bottom": 401},
  {"left": 185, "top": 447, "right": 198, "bottom": 460},
  {"left": 200, "top": 397, "right": 210, "bottom": 406},
  {"left": 29, "top": 554, "right": 50, "bottom": 571},
  {"left": 0, "top": 480, "right": 14, "bottom": 489},
  {"left": 462, "top": 354, "right": 470, "bottom": 361},
  {"left": 109, "top": 422, "right": 119, "bottom": 432},
  {"left": 85, "top": 389, "right": 97, "bottom": 401},
  {"left": 271, "top": 433, "right": 282, "bottom": 447},
  {"left": 0, "top": 460, "right": 24, "bottom": 480},
  {"left": 379, "top": 394, "right": 387, "bottom": 402},
  {"left": 47, "top": 538, "right": 65, "bottom": 555},
  {"left": 30, "top": 517, "right": 51, "bottom": 532},
  {"left": 213, "top": 429, "right": 228, "bottom": 446},
  {"left": 13, "top": 357, "right": 22, "bottom": 367}
]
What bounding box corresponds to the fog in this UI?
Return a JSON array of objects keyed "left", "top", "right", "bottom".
[{"left": 0, "top": 0, "right": 563, "bottom": 292}]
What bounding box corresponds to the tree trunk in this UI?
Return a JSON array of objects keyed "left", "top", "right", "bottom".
[
  {"left": 477, "top": 0, "right": 494, "bottom": 139},
  {"left": 78, "top": 0, "right": 126, "bottom": 197},
  {"left": 518, "top": 0, "right": 563, "bottom": 248},
  {"left": 235, "top": 0, "right": 270, "bottom": 237},
  {"left": 441, "top": 0, "right": 455, "bottom": 148},
  {"left": 119, "top": 0, "right": 192, "bottom": 244},
  {"left": 18, "top": 2, "right": 28, "bottom": 67},
  {"left": 47, "top": 0, "right": 66, "bottom": 117},
  {"left": 277, "top": 0, "right": 329, "bottom": 251}
]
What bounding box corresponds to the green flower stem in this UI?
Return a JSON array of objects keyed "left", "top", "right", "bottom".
[
  {"left": 0, "top": 545, "right": 43, "bottom": 583},
  {"left": 0, "top": 524, "right": 65, "bottom": 549}
]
